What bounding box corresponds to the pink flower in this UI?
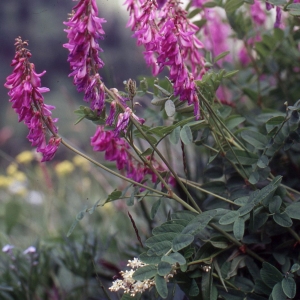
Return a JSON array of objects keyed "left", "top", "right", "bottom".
[
  {"left": 124, "top": 0, "right": 205, "bottom": 119},
  {"left": 91, "top": 126, "right": 174, "bottom": 185},
  {"left": 250, "top": 0, "right": 266, "bottom": 25},
  {"left": 202, "top": 10, "right": 232, "bottom": 64},
  {"left": 64, "top": 0, "right": 106, "bottom": 114},
  {"left": 4, "top": 37, "right": 60, "bottom": 162}
]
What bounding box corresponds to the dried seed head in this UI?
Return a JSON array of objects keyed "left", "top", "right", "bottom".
[{"left": 127, "top": 79, "right": 136, "bottom": 100}]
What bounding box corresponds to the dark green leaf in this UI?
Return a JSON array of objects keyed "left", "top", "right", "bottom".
[
  {"left": 238, "top": 203, "right": 255, "bottom": 216},
  {"left": 155, "top": 275, "right": 168, "bottom": 299},
  {"left": 180, "top": 125, "right": 193, "bottom": 145},
  {"left": 121, "top": 293, "right": 141, "bottom": 300},
  {"left": 106, "top": 189, "right": 122, "bottom": 203},
  {"left": 271, "top": 282, "right": 286, "bottom": 300},
  {"left": 252, "top": 212, "right": 268, "bottom": 230},
  {"left": 165, "top": 100, "right": 176, "bottom": 117},
  {"left": 172, "top": 234, "right": 194, "bottom": 252},
  {"left": 260, "top": 262, "right": 283, "bottom": 288},
  {"left": 273, "top": 212, "right": 293, "bottom": 227},
  {"left": 269, "top": 196, "right": 282, "bottom": 214},
  {"left": 203, "top": 1, "right": 218, "bottom": 7},
  {"left": 140, "top": 148, "right": 153, "bottom": 156},
  {"left": 210, "top": 236, "right": 229, "bottom": 249},
  {"left": 219, "top": 211, "right": 240, "bottom": 225},
  {"left": 161, "top": 252, "right": 186, "bottom": 265},
  {"left": 188, "top": 8, "right": 201, "bottom": 18},
  {"left": 147, "top": 241, "right": 172, "bottom": 256},
  {"left": 285, "top": 202, "right": 300, "bottom": 220},
  {"left": 282, "top": 277, "right": 296, "bottom": 298},
  {"left": 214, "top": 51, "right": 230, "bottom": 63},
  {"left": 67, "top": 220, "right": 79, "bottom": 237},
  {"left": 201, "top": 270, "right": 211, "bottom": 299},
  {"left": 257, "top": 155, "right": 269, "bottom": 168},
  {"left": 152, "top": 224, "right": 185, "bottom": 235},
  {"left": 150, "top": 198, "right": 162, "bottom": 220},
  {"left": 145, "top": 233, "right": 177, "bottom": 248},
  {"left": 139, "top": 253, "right": 162, "bottom": 265},
  {"left": 132, "top": 265, "right": 157, "bottom": 281},
  {"left": 157, "top": 261, "right": 172, "bottom": 276},
  {"left": 189, "top": 279, "right": 200, "bottom": 296},
  {"left": 181, "top": 211, "right": 216, "bottom": 235},
  {"left": 249, "top": 171, "right": 260, "bottom": 184},
  {"left": 286, "top": 3, "right": 300, "bottom": 16},
  {"left": 217, "top": 106, "right": 232, "bottom": 119},
  {"left": 171, "top": 211, "right": 197, "bottom": 221},
  {"left": 204, "top": 166, "right": 223, "bottom": 179},
  {"left": 151, "top": 96, "right": 169, "bottom": 106},
  {"left": 226, "top": 149, "right": 259, "bottom": 165},
  {"left": 290, "top": 263, "right": 300, "bottom": 273},
  {"left": 154, "top": 84, "right": 171, "bottom": 96},
  {"left": 223, "top": 70, "right": 239, "bottom": 78},
  {"left": 169, "top": 126, "right": 180, "bottom": 145},
  {"left": 233, "top": 217, "right": 245, "bottom": 240},
  {"left": 225, "top": 115, "right": 245, "bottom": 130},
  {"left": 266, "top": 116, "right": 285, "bottom": 133},
  {"left": 241, "top": 130, "right": 268, "bottom": 149}
]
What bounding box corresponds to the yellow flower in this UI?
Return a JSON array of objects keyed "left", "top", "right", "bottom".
[
  {"left": 13, "top": 171, "right": 27, "bottom": 182},
  {"left": 73, "top": 155, "right": 90, "bottom": 171},
  {"left": 0, "top": 175, "right": 13, "bottom": 188},
  {"left": 6, "top": 163, "right": 18, "bottom": 176},
  {"left": 16, "top": 151, "right": 35, "bottom": 164},
  {"left": 55, "top": 160, "right": 75, "bottom": 177}
]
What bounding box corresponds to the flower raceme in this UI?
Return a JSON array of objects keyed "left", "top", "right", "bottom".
[
  {"left": 63, "top": 0, "right": 106, "bottom": 114},
  {"left": 4, "top": 37, "right": 61, "bottom": 162},
  {"left": 91, "top": 126, "right": 174, "bottom": 186},
  {"left": 125, "top": 0, "right": 205, "bottom": 119}
]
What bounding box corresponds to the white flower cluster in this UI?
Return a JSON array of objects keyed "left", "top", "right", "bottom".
[{"left": 109, "top": 257, "right": 176, "bottom": 297}]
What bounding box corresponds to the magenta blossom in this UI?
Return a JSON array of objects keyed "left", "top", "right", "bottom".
[
  {"left": 250, "top": 0, "right": 266, "bottom": 25},
  {"left": 91, "top": 126, "right": 174, "bottom": 186},
  {"left": 64, "top": 0, "right": 106, "bottom": 114},
  {"left": 4, "top": 37, "right": 60, "bottom": 162},
  {"left": 124, "top": 0, "right": 205, "bottom": 119},
  {"left": 202, "top": 10, "right": 232, "bottom": 64}
]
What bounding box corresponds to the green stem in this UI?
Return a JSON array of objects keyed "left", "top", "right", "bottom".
[
  {"left": 60, "top": 139, "right": 168, "bottom": 197},
  {"left": 210, "top": 223, "right": 265, "bottom": 263},
  {"left": 179, "top": 177, "right": 241, "bottom": 207},
  {"left": 187, "top": 246, "right": 233, "bottom": 266},
  {"left": 199, "top": 91, "right": 247, "bottom": 151},
  {"left": 128, "top": 140, "right": 199, "bottom": 213},
  {"left": 129, "top": 111, "right": 202, "bottom": 213}
]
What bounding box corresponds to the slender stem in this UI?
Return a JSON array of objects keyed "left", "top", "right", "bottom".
[
  {"left": 199, "top": 90, "right": 247, "bottom": 151},
  {"left": 131, "top": 117, "right": 202, "bottom": 213},
  {"left": 60, "top": 139, "right": 168, "bottom": 197},
  {"left": 287, "top": 227, "right": 300, "bottom": 242},
  {"left": 209, "top": 223, "right": 265, "bottom": 263},
  {"left": 128, "top": 140, "right": 199, "bottom": 213},
  {"left": 178, "top": 177, "right": 241, "bottom": 207},
  {"left": 212, "top": 274, "right": 239, "bottom": 290},
  {"left": 187, "top": 246, "right": 233, "bottom": 266}
]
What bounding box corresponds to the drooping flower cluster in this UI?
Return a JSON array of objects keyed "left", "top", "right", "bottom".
[
  {"left": 125, "top": 0, "right": 206, "bottom": 119},
  {"left": 4, "top": 37, "right": 61, "bottom": 162},
  {"left": 91, "top": 126, "right": 174, "bottom": 185},
  {"left": 63, "top": 0, "right": 107, "bottom": 114}
]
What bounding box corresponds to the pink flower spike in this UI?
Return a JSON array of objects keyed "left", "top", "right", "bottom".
[
  {"left": 64, "top": 0, "right": 106, "bottom": 114},
  {"left": 5, "top": 37, "right": 60, "bottom": 162}
]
